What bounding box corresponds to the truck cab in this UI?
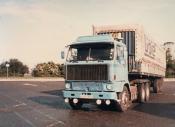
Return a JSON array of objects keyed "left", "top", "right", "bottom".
[{"left": 62, "top": 35, "right": 131, "bottom": 111}]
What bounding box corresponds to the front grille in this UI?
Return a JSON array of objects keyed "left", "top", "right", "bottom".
[
  {"left": 72, "top": 82, "right": 103, "bottom": 91},
  {"left": 66, "top": 65, "right": 108, "bottom": 81}
]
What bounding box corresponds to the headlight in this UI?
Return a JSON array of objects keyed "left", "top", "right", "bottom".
[
  {"left": 106, "top": 84, "right": 112, "bottom": 90},
  {"left": 65, "top": 83, "right": 71, "bottom": 89}
]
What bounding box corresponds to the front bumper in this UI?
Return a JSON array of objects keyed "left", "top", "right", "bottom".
[{"left": 63, "top": 90, "right": 118, "bottom": 100}]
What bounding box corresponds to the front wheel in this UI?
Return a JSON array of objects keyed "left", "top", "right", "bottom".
[{"left": 117, "top": 86, "right": 130, "bottom": 112}]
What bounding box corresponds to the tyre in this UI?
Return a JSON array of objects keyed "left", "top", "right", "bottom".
[
  {"left": 144, "top": 82, "right": 150, "bottom": 102},
  {"left": 69, "top": 99, "right": 83, "bottom": 110},
  {"left": 117, "top": 86, "right": 130, "bottom": 112},
  {"left": 153, "top": 78, "right": 162, "bottom": 93},
  {"left": 159, "top": 78, "right": 163, "bottom": 90},
  {"left": 138, "top": 83, "right": 145, "bottom": 103}
]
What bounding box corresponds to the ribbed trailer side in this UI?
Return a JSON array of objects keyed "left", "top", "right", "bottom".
[
  {"left": 93, "top": 25, "right": 166, "bottom": 78},
  {"left": 93, "top": 25, "right": 140, "bottom": 73},
  {"left": 121, "top": 31, "right": 136, "bottom": 72}
]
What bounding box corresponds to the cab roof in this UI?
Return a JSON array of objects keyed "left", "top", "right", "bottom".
[
  {"left": 70, "top": 35, "right": 114, "bottom": 46},
  {"left": 68, "top": 35, "right": 125, "bottom": 47}
]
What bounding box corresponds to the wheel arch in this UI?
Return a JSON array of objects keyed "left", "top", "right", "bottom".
[{"left": 124, "top": 83, "right": 131, "bottom": 100}]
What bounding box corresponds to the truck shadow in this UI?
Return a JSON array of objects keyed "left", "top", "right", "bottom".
[
  {"left": 28, "top": 94, "right": 117, "bottom": 112},
  {"left": 41, "top": 89, "right": 63, "bottom": 96},
  {"left": 29, "top": 89, "right": 175, "bottom": 120},
  {"left": 28, "top": 89, "right": 71, "bottom": 109},
  {"left": 133, "top": 102, "right": 175, "bottom": 120},
  {"left": 28, "top": 95, "right": 71, "bottom": 109},
  {"left": 28, "top": 89, "right": 118, "bottom": 111}
]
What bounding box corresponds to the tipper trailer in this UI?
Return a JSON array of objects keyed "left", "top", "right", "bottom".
[{"left": 62, "top": 25, "right": 166, "bottom": 111}]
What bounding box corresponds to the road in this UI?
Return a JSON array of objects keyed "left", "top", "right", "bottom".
[{"left": 0, "top": 81, "right": 174, "bottom": 127}]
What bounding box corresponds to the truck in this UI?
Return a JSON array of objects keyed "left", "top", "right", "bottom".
[{"left": 62, "top": 24, "right": 166, "bottom": 111}]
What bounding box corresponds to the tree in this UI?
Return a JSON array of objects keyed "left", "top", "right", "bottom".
[
  {"left": 0, "top": 59, "right": 29, "bottom": 77},
  {"left": 166, "top": 49, "right": 175, "bottom": 78},
  {"left": 32, "top": 62, "right": 64, "bottom": 77},
  {"left": 59, "top": 64, "right": 64, "bottom": 77}
]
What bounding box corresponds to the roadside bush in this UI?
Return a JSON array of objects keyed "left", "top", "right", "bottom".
[{"left": 32, "top": 62, "right": 64, "bottom": 77}]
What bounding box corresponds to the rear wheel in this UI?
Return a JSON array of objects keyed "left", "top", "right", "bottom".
[
  {"left": 153, "top": 79, "right": 159, "bottom": 93},
  {"left": 145, "top": 82, "right": 150, "bottom": 102},
  {"left": 153, "top": 78, "right": 163, "bottom": 93},
  {"left": 69, "top": 99, "right": 83, "bottom": 110},
  {"left": 138, "top": 83, "right": 145, "bottom": 103},
  {"left": 158, "top": 78, "right": 163, "bottom": 91},
  {"left": 117, "top": 86, "right": 130, "bottom": 112}
]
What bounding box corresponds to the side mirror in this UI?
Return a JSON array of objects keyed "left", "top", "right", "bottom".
[{"left": 61, "top": 51, "right": 65, "bottom": 59}]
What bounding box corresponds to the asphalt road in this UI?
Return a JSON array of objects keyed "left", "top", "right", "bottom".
[{"left": 0, "top": 81, "right": 174, "bottom": 127}]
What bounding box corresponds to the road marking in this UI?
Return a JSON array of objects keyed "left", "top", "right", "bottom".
[
  {"left": 0, "top": 92, "right": 65, "bottom": 126},
  {"left": 13, "top": 103, "right": 27, "bottom": 108},
  {"left": 47, "top": 121, "right": 65, "bottom": 127},
  {"left": 23, "top": 83, "right": 38, "bottom": 87},
  {"left": 33, "top": 109, "right": 65, "bottom": 126},
  {"left": 14, "top": 112, "right": 37, "bottom": 127}
]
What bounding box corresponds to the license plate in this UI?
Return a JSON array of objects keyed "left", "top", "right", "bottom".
[{"left": 80, "top": 95, "right": 93, "bottom": 99}]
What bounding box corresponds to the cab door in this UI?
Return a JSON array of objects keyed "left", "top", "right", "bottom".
[{"left": 114, "top": 44, "right": 128, "bottom": 81}]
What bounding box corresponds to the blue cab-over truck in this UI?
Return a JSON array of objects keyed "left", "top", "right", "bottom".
[{"left": 62, "top": 25, "right": 166, "bottom": 111}]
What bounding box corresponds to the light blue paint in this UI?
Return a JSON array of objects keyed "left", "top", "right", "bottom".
[
  {"left": 63, "top": 91, "right": 117, "bottom": 100},
  {"left": 63, "top": 35, "right": 129, "bottom": 101},
  {"left": 76, "top": 35, "right": 114, "bottom": 43}
]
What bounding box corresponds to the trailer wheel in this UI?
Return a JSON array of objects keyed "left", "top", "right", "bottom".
[
  {"left": 69, "top": 99, "right": 83, "bottom": 110},
  {"left": 145, "top": 82, "right": 150, "bottom": 102},
  {"left": 153, "top": 78, "right": 162, "bottom": 93},
  {"left": 158, "top": 78, "right": 163, "bottom": 91},
  {"left": 117, "top": 86, "right": 130, "bottom": 112},
  {"left": 138, "top": 83, "right": 145, "bottom": 103}
]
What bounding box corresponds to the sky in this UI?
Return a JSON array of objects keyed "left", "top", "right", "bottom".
[{"left": 0, "top": 0, "right": 175, "bottom": 68}]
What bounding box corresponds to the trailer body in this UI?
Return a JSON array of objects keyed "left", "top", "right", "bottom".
[{"left": 93, "top": 25, "right": 166, "bottom": 78}]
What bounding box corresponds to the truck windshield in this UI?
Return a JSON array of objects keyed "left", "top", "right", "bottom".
[{"left": 67, "top": 43, "right": 114, "bottom": 61}]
